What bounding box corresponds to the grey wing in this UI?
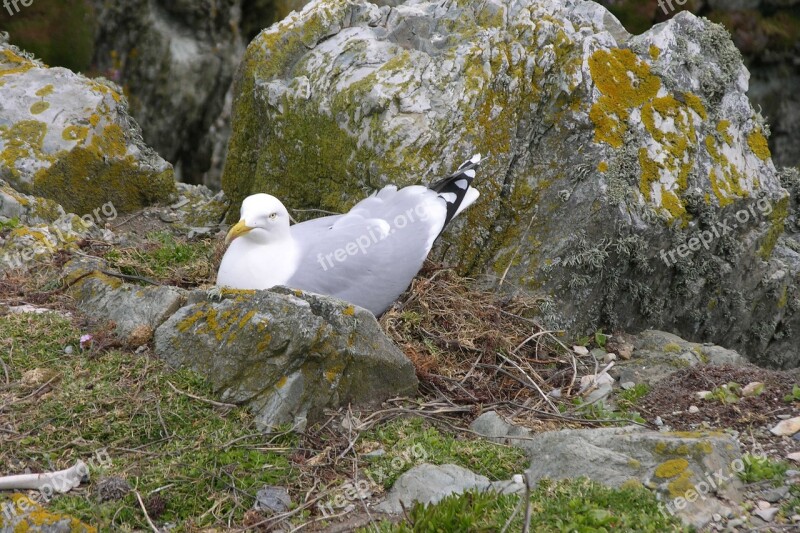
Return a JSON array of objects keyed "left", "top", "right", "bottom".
[{"left": 287, "top": 186, "right": 448, "bottom": 315}]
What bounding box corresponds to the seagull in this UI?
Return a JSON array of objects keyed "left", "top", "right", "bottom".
[{"left": 216, "top": 154, "right": 483, "bottom": 315}]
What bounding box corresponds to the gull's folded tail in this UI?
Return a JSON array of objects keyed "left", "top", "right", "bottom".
[{"left": 428, "top": 153, "right": 483, "bottom": 230}]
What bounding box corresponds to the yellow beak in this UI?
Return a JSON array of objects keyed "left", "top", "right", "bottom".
[{"left": 225, "top": 220, "right": 253, "bottom": 245}]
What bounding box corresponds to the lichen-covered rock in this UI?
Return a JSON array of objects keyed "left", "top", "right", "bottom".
[
  {"left": 0, "top": 493, "right": 95, "bottom": 533},
  {"left": 222, "top": 0, "right": 799, "bottom": 367},
  {"left": 472, "top": 415, "right": 744, "bottom": 528},
  {"left": 0, "top": 41, "right": 176, "bottom": 215},
  {"left": 63, "top": 258, "right": 187, "bottom": 346},
  {"left": 154, "top": 286, "right": 417, "bottom": 429},
  {"left": 0, "top": 209, "right": 114, "bottom": 274}
]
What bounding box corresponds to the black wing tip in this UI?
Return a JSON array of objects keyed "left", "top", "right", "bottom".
[{"left": 429, "top": 152, "right": 484, "bottom": 229}]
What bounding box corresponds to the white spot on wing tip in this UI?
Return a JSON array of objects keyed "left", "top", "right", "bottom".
[
  {"left": 454, "top": 178, "right": 469, "bottom": 189},
  {"left": 470, "top": 153, "right": 481, "bottom": 164},
  {"left": 440, "top": 192, "right": 457, "bottom": 203},
  {"left": 464, "top": 169, "right": 476, "bottom": 179}
]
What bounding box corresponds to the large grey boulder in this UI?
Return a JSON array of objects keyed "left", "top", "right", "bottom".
[
  {"left": 221, "top": 0, "right": 799, "bottom": 368},
  {"left": 154, "top": 286, "right": 418, "bottom": 429},
  {"left": 471, "top": 413, "right": 746, "bottom": 528},
  {"left": 0, "top": 40, "right": 176, "bottom": 215}
]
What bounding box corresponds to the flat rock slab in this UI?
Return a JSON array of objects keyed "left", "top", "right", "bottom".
[
  {"left": 472, "top": 412, "right": 745, "bottom": 528},
  {"left": 65, "top": 259, "right": 186, "bottom": 345},
  {"left": 376, "top": 464, "right": 523, "bottom": 514},
  {"left": 155, "top": 286, "right": 417, "bottom": 429}
]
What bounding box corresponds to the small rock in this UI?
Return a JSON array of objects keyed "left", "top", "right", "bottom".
[
  {"left": 762, "top": 486, "right": 789, "bottom": 503},
  {"left": 741, "top": 382, "right": 764, "bottom": 397},
  {"left": 787, "top": 452, "right": 800, "bottom": 463},
  {"left": 620, "top": 381, "right": 636, "bottom": 390},
  {"left": 363, "top": 449, "right": 386, "bottom": 458},
  {"left": 753, "top": 507, "right": 779, "bottom": 522},
  {"left": 771, "top": 417, "right": 800, "bottom": 436},
  {"left": 572, "top": 345, "right": 589, "bottom": 356},
  {"left": 254, "top": 486, "right": 291, "bottom": 514},
  {"left": 756, "top": 500, "right": 771, "bottom": 510},
  {"left": 603, "top": 353, "right": 617, "bottom": 363},
  {"left": 786, "top": 469, "right": 800, "bottom": 477},
  {"left": 590, "top": 348, "right": 607, "bottom": 360},
  {"left": 712, "top": 513, "right": 722, "bottom": 522},
  {"left": 64, "top": 345, "right": 74, "bottom": 354},
  {"left": 688, "top": 405, "right": 700, "bottom": 414},
  {"left": 778, "top": 414, "right": 792, "bottom": 420},
  {"left": 696, "top": 390, "right": 712, "bottom": 400},
  {"left": 727, "top": 518, "right": 745, "bottom": 527},
  {"left": 548, "top": 388, "right": 562, "bottom": 398},
  {"left": 654, "top": 416, "right": 663, "bottom": 427},
  {"left": 792, "top": 514, "right": 800, "bottom": 522}
]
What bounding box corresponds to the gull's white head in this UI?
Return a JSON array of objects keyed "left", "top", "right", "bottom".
[{"left": 225, "top": 193, "right": 291, "bottom": 245}]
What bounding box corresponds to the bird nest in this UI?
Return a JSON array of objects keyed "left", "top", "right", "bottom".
[{"left": 380, "top": 263, "right": 582, "bottom": 424}]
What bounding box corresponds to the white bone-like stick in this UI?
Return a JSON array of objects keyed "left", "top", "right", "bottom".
[{"left": 0, "top": 461, "right": 88, "bottom": 493}]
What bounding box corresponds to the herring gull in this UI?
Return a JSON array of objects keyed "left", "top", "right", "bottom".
[{"left": 216, "top": 154, "right": 483, "bottom": 315}]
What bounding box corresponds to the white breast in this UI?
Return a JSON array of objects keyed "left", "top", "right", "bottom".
[{"left": 216, "top": 237, "right": 300, "bottom": 290}]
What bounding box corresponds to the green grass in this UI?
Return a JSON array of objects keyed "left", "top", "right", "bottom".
[
  {"left": 618, "top": 383, "right": 650, "bottom": 405},
  {"left": 363, "top": 478, "right": 688, "bottom": 532},
  {"left": 737, "top": 454, "right": 788, "bottom": 486},
  {"left": 360, "top": 417, "right": 528, "bottom": 489},
  {"left": 103, "top": 230, "right": 216, "bottom": 284},
  {"left": 0, "top": 311, "right": 298, "bottom": 530}
]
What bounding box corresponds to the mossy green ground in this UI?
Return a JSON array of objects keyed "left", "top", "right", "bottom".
[
  {"left": 0, "top": 307, "right": 692, "bottom": 530},
  {"left": 365, "top": 479, "right": 687, "bottom": 532}
]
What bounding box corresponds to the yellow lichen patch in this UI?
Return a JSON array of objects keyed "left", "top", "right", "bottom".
[
  {"left": 342, "top": 305, "right": 355, "bottom": 316},
  {"left": 649, "top": 45, "right": 660, "bottom": 60},
  {"left": 716, "top": 120, "right": 733, "bottom": 144},
  {"left": 663, "top": 342, "right": 683, "bottom": 353},
  {"left": 90, "top": 123, "right": 128, "bottom": 158},
  {"left": 597, "top": 161, "right": 608, "bottom": 173},
  {"left": 35, "top": 84, "right": 54, "bottom": 97},
  {"left": 275, "top": 375, "right": 288, "bottom": 388},
  {"left": 29, "top": 101, "right": 50, "bottom": 115},
  {"left": 237, "top": 309, "right": 256, "bottom": 330},
  {"left": 7, "top": 493, "right": 96, "bottom": 532},
  {"left": 655, "top": 458, "right": 689, "bottom": 478},
  {"left": 683, "top": 92, "right": 707, "bottom": 120},
  {"left": 667, "top": 469, "right": 694, "bottom": 498},
  {"left": 588, "top": 48, "right": 661, "bottom": 148},
  {"left": 89, "top": 113, "right": 101, "bottom": 127},
  {"left": 747, "top": 129, "right": 771, "bottom": 161},
  {"left": 0, "top": 120, "right": 49, "bottom": 183},
  {"left": 324, "top": 366, "right": 342, "bottom": 383},
  {"left": 638, "top": 148, "right": 659, "bottom": 201},
  {"left": 661, "top": 186, "right": 686, "bottom": 219},
  {"left": 0, "top": 49, "right": 35, "bottom": 76},
  {"left": 177, "top": 308, "right": 206, "bottom": 333},
  {"left": 62, "top": 125, "right": 89, "bottom": 142},
  {"left": 705, "top": 136, "right": 750, "bottom": 207}
]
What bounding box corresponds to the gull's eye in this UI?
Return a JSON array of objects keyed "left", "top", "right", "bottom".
[{"left": 269, "top": 212, "right": 277, "bottom": 220}]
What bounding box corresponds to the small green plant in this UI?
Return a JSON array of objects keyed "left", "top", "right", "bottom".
[
  {"left": 784, "top": 384, "right": 800, "bottom": 403},
  {"left": 737, "top": 454, "right": 788, "bottom": 485},
  {"left": 573, "top": 398, "right": 646, "bottom": 425},
  {"left": 0, "top": 217, "right": 19, "bottom": 231},
  {"left": 619, "top": 383, "right": 650, "bottom": 405},
  {"left": 707, "top": 382, "right": 742, "bottom": 404},
  {"left": 595, "top": 330, "right": 608, "bottom": 348}
]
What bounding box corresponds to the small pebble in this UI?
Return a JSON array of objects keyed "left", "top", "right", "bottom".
[
  {"left": 712, "top": 513, "right": 722, "bottom": 522},
  {"left": 603, "top": 353, "right": 616, "bottom": 363},
  {"left": 753, "top": 507, "right": 778, "bottom": 522},
  {"left": 654, "top": 416, "right": 663, "bottom": 427},
  {"left": 620, "top": 381, "right": 636, "bottom": 390},
  {"left": 64, "top": 345, "right": 73, "bottom": 354},
  {"left": 756, "top": 500, "right": 771, "bottom": 510},
  {"left": 688, "top": 405, "right": 699, "bottom": 414}
]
